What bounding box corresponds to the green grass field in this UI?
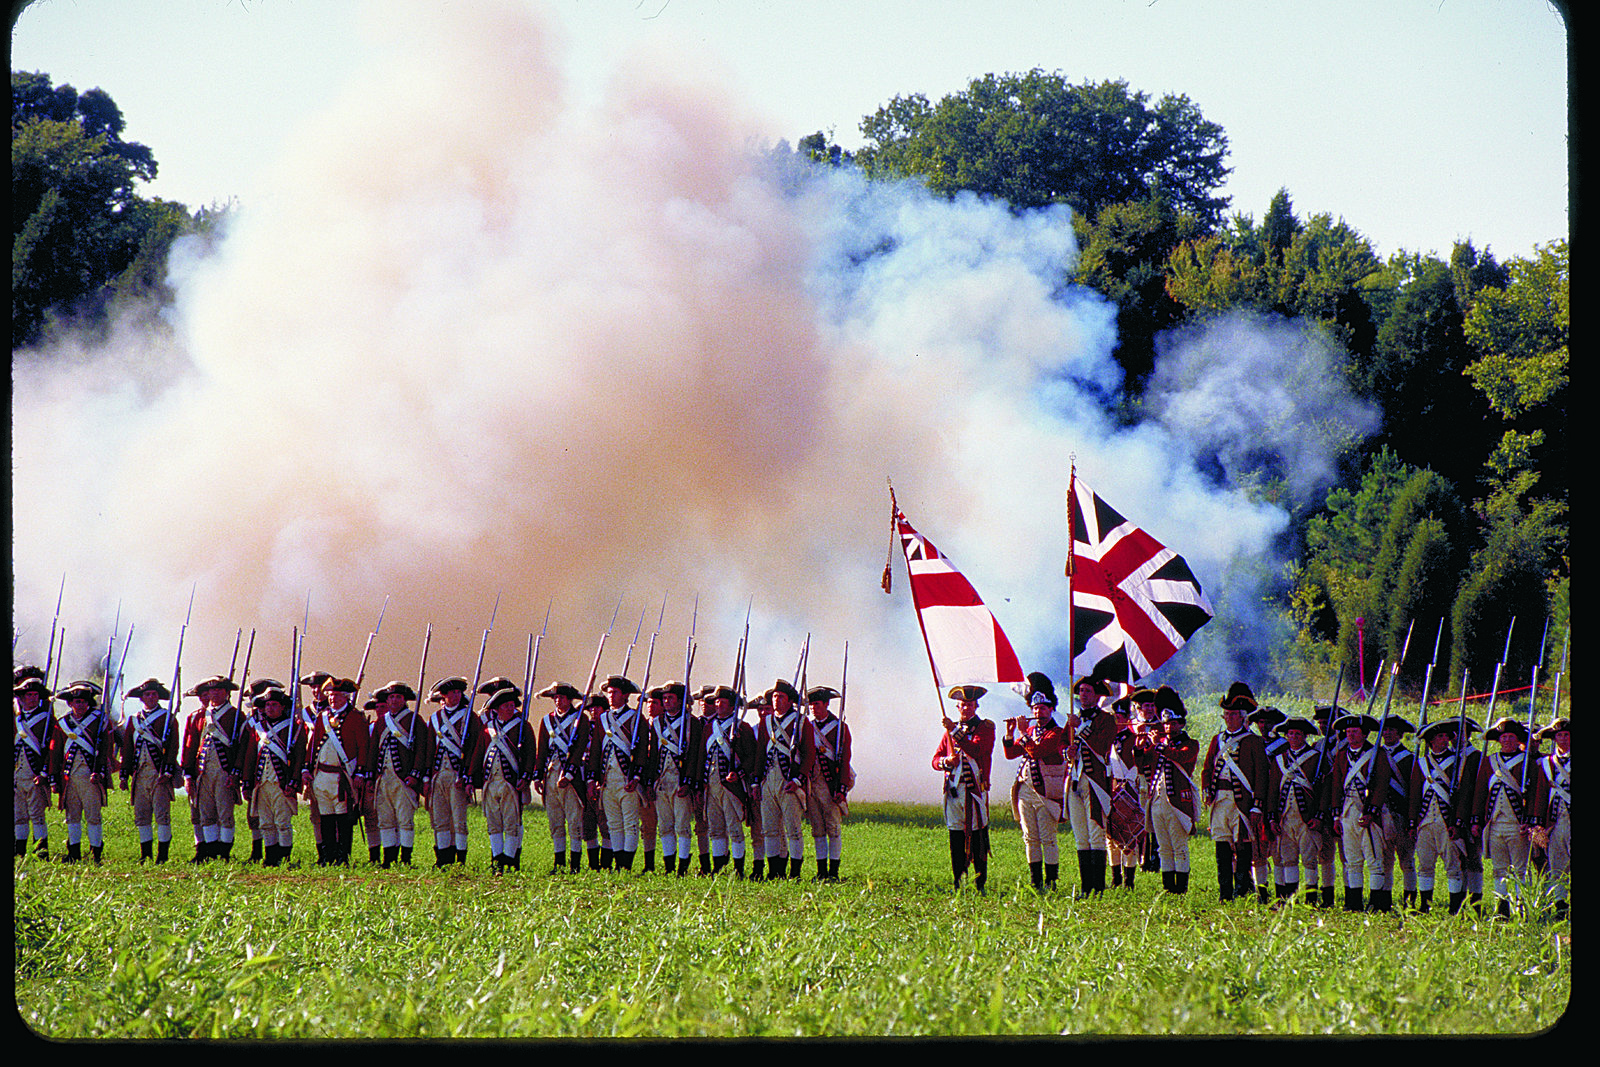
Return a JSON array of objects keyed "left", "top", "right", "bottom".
[{"left": 14, "top": 796, "right": 1570, "bottom": 1039}]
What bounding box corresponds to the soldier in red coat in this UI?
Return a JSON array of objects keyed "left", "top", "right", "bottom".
[
  {"left": 302, "top": 677, "right": 371, "bottom": 866},
  {"left": 425, "top": 676, "right": 480, "bottom": 867},
  {"left": 1529, "top": 718, "right": 1571, "bottom": 919},
  {"left": 180, "top": 675, "right": 248, "bottom": 862},
  {"left": 475, "top": 685, "right": 537, "bottom": 873},
  {"left": 1006, "top": 687, "right": 1069, "bottom": 892},
  {"left": 1150, "top": 696, "right": 1201, "bottom": 894},
  {"left": 805, "top": 685, "right": 852, "bottom": 881},
  {"left": 755, "top": 679, "right": 813, "bottom": 881},
  {"left": 119, "top": 678, "right": 181, "bottom": 863},
  {"left": 934, "top": 684, "right": 996, "bottom": 892},
  {"left": 645, "top": 681, "right": 704, "bottom": 877}
]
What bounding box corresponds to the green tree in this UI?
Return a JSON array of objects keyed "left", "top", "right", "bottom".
[
  {"left": 12, "top": 71, "right": 188, "bottom": 347},
  {"left": 856, "top": 70, "right": 1231, "bottom": 226}
]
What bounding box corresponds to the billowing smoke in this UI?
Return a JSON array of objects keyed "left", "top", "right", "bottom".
[{"left": 11, "top": 0, "right": 1374, "bottom": 800}]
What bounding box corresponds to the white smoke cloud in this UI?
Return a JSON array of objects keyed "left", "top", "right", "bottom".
[{"left": 11, "top": 0, "right": 1374, "bottom": 801}]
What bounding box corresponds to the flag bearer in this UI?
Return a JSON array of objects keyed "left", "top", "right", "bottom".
[
  {"left": 50, "top": 681, "right": 113, "bottom": 863},
  {"left": 120, "top": 678, "right": 180, "bottom": 863},
  {"left": 805, "top": 685, "right": 853, "bottom": 881},
  {"left": 1067, "top": 676, "right": 1116, "bottom": 897},
  {"left": 934, "top": 684, "right": 995, "bottom": 892}
]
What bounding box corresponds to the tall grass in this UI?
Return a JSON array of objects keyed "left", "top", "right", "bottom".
[{"left": 14, "top": 801, "right": 1569, "bottom": 1038}]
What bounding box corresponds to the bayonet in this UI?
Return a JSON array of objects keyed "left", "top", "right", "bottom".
[
  {"left": 467, "top": 592, "right": 501, "bottom": 714},
  {"left": 353, "top": 594, "right": 390, "bottom": 695},
  {"left": 42, "top": 573, "right": 65, "bottom": 681},
  {"left": 1418, "top": 619, "right": 1445, "bottom": 726}
]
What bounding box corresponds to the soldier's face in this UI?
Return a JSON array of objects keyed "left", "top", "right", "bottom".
[
  {"left": 1285, "top": 728, "right": 1307, "bottom": 750},
  {"left": 957, "top": 699, "right": 978, "bottom": 720},
  {"left": 1077, "top": 684, "right": 1099, "bottom": 708},
  {"left": 714, "top": 697, "right": 734, "bottom": 719},
  {"left": 1497, "top": 734, "right": 1521, "bottom": 755},
  {"left": 1136, "top": 701, "right": 1157, "bottom": 721},
  {"left": 772, "top": 692, "right": 794, "bottom": 716},
  {"left": 1555, "top": 729, "right": 1570, "bottom": 752},
  {"left": 68, "top": 697, "right": 92, "bottom": 718},
  {"left": 387, "top": 693, "right": 408, "bottom": 714},
  {"left": 604, "top": 686, "right": 628, "bottom": 709},
  {"left": 17, "top": 691, "right": 41, "bottom": 711},
  {"left": 201, "top": 686, "right": 224, "bottom": 708},
  {"left": 810, "top": 699, "right": 831, "bottom": 720},
  {"left": 1381, "top": 728, "right": 1400, "bottom": 746},
  {"left": 1223, "top": 709, "right": 1245, "bottom": 732},
  {"left": 264, "top": 699, "right": 289, "bottom": 721},
  {"left": 141, "top": 693, "right": 162, "bottom": 711},
  {"left": 1345, "top": 726, "right": 1365, "bottom": 748},
  {"left": 1429, "top": 732, "right": 1452, "bottom": 754},
  {"left": 663, "top": 693, "right": 681, "bottom": 714}
]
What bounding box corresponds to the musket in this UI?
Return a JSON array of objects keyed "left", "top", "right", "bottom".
[
  {"left": 1361, "top": 660, "right": 1386, "bottom": 718},
  {"left": 169, "top": 586, "right": 196, "bottom": 717},
  {"left": 50, "top": 629, "right": 66, "bottom": 695},
  {"left": 1417, "top": 619, "right": 1445, "bottom": 726},
  {"left": 839, "top": 641, "right": 849, "bottom": 725},
  {"left": 620, "top": 607, "right": 646, "bottom": 679},
  {"left": 467, "top": 592, "right": 502, "bottom": 714},
  {"left": 236, "top": 628, "right": 257, "bottom": 709},
  {"left": 42, "top": 574, "right": 65, "bottom": 682},
  {"left": 416, "top": 623, "right": 433, "bottom": 707},
  {"left": 582, "top": 599, "right": 621, "bottom": 702},
  {"left": 228, "top": 628, "right": 243, "bottom": 683},
  {"left": 637, "top": 595, "right": 666, "bottom": 699},
  {"left": 290, "top": 626, "right": 303, "bottom": 725},
  {"left": 353, "top": 594, "right": 390, "bottom": 696},
  {"left": 1369, "top": 624, "right": 1413, "bottom": 854},
  {"left": 1311, "top": 662, "right": 1344, "bottom": 787},
  {"left": 521, "top": 602, "right": 549, "bottom": 722},
  {"left": 1521, "top": 618, "right": 1552, "bottom": 794},
  {"left": 102, "top": 601, "right": 121, "bottom": 702},
  {"left": 732, "top": 597, "right": 752, "bottom": 722},
  {"left": 792, "top": 633, "right": 810, "bottom": 690},
  {"left": 1450, "top": 667, "right": 1472, "bottom": 791},
  {"left": 110, "top": 623, "right": 135, "bottom": 717},
  {"left": 682, "top": 594, "right": 699, "bottom": 709},
  {"left": 1549, "top": 628, "right": 1569, "bottom": 721}
]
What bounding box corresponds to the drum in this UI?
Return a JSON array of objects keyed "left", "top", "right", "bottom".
[{"left": 1107, "top": 780, "right": 1146, "bottom": 851}]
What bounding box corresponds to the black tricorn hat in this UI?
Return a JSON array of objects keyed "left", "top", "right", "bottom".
[
  {"left": 1331, "top": 712, "right": 1380, "bottom": 734},
  {"left": 1537, "top": 717, "right": 1571, "bottom": 740},
  {"left": 244, "top": 677, "right": 286, "bottom": 698},
  {"left": 947, "top": 684, "right": 987, "bottom": 702},
  {"left": 535, "top": 682, "right": 583, "bottom": 701},
  {"left": 125, "top": 678, "right": 172, "bottom": 701},
  {"left": 1220, "top": 682, "right": 1257, "bottom": 712},
  {"left": 192, "top": 675, "right": 238, "bottom": 694},
  {"left": 476, "top": 676, "right": 518, "bottom": 696},
  {"left": 766, "top": 679, "right": 802, "bottom": 703},
  {"left": 299, "top": 671, "right": 333, "bottom": 689},
  {"left": 1280, "top": 717, "right": 1319, "bottom": 736},
  {"left": 14, "top": 665, "right": 47, "bottom": 685},
  {"left": 1154, "top": 685, "right": 1186, "bottom": 716},
  {"left": 1249, "top": 706, "right": 1287, "bottom": 727},
  {"left": 1130, "top": 687, "right": 1159, "bottom": 705},
  {"left": 1075, "top": 676, "right": 1111, "bottom": 697},
  {"left": 1484, "top": 717, "right": 1528, "bottom": 743},
  {"left": 485, "top": 687, "right": 522, "bottom": 711},
  {"left": 1378, "top": 715, "right": 1416, "bottom": 736},
  {"left": 806, "top": 685, "right": 841, "bottom": 704},
  {"left": 657, "top": 680, "right": 686, "bottom": 698},
  {"left": 1419, "top": 718, "right": 1479, "bottom": 744},
  {"left": 13, "top": 677, "right": 52, "bottom": 699},
  {"left": 601, "top": 675, "right": 640, "bottom": 695},
  {"left": 57, "top": 681, "right": 101, "bottom": 705},
  {"left": 379, "top": 681, "right": 418, "bottom": 702}
]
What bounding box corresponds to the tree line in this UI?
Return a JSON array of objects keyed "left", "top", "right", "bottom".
[{"left": 12, "top": 68, "right": 1568, "bottom": 696}]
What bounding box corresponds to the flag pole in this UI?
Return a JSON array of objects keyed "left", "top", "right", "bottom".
[
  {"left": 1066, "top": 458, "right": 1076, "bottom": 691},
  {"left": 890, "top": 484, "right": 951, "bottom": 723}
]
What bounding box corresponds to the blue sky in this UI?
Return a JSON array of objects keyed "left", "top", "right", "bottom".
[{"left": 13, "top": 0, "right": 1568, "bottom": 262}]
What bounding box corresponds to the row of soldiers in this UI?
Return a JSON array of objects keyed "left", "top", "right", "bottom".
[
  {"left": 12, "top": 663, "right": 855, "bottom": 879},
  {"left": 930, "top": 674, "right": 1572, "bottom": 918}
]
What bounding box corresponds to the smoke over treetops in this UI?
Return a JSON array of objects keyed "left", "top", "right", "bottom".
[{"left": 11, "top": 0, "right": 1376, "bottom": 800}]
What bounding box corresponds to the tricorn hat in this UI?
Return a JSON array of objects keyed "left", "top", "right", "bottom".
[
  {"left": 1378, "top": 715, "right": 1416, "bottom": 736},
  {"left": 601, "top": 675, "right": 640, "bottom": 696},
  {"left": 765, "top": 679, "right": 802, "bottom": 703},
  {"left": 13, "top": 677, "right": 52, "bottom": 699},
  {"left": 806, "top": 685, "right": 841, "bottom": 704},
  {"left": 1220, "top": 682, "right": 1257, "bottom": 712},
  {"left": 1075, "top": 676, "right": 1111, "bottom": 697},
  {"left": 244, "top": 677, "right": 286, "bottom": 698},
  {"left": 14, "top": 665, "right": 47, "bottom": 686},
  {"left": 378, "top": 681, "right": 418, "bottom": 702},
  {"left": 1248, "top": 705, "right": 1287, "bottom": 728},
  {"left": 535, "top": 681, "right": 583, "bottom": 702},
  {"left": 125, "top": 678, "right": 172, "bottom": 701},
  {"left": 324, "top": 677, "right": 358, "bottom": 694},
  {"left": 191, "top": 675, "right": 238, "bottom": 694},
  {"left": 58, "top": 681, "right": 102, "bottom": 705},
  {"left": 1154, "top": 685, "right": 1186, "bottom": 717},
  {"left": 476, "top": 676, "right": 518, "bottom": 696},
  {"left": 1331, "top": 712, "right": 1380, "bottom": 734},
  {"left": 299, "top": 670, "right": 333, "bottom": 689},
  {"left": 1279, "top": 717, "right": 1319, "bottom": 737},
  {"left": 1484, "top": 717, "right": 1528, "bottom": 743},
  {"left": 1537, "top": 717, "right": 1571, "bottom": 740},
  {"left": 485, "top": 687, "right": 522, "bottom": 712},
  {"left": 1419, "top": 718, "right": 1479, "bottom": 744},
  {"left": 947, "top": 684, "right": 987, "bottom": 703}
]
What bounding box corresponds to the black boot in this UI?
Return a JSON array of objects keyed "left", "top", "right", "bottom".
[
  {"left": 91, "top": 844, "right": 103, "bottom": 864},
  {"left": 1216, "top": 843, "right": 1235, "bottom": 902},
  {"left": 140, "top": 840, "right": 154, "bottom": 863},
  {"left": 1495, "top": 897, "right": 1512, "bottom": 921},
  {"left": 1031, "top": 861, "right": 1044, "bottom": 892},
  {"left": 600, "top": 847, "right": 614, "bottom": 870},
  {"left": 1419, "top": 889, "right": 1433, "bottom": 913},
  {"left": 700, "top": 852, "right": 712, "bottom": 875},
  {"left": 156, "top": 839, "right": 169, "bottom": 864},
  {"left": 1321, "top": 886, "right": 1336, "bottom": 909},
  {"left": 789, "top": 857, "right": 803, "bottom": 879},
  {"left": 618, "top": 849, "right": 634, "bottom": 871},
  {"left": 400, "top": 846, "right": 413, "bottom": 866},
  {"left": 642, "top": 851, "right": 655, "bottom": 873},
  {"left": 369, "top": 845, "right": 381, "bottom": 866},
  {"left": 1232, "top": 842, "right": 1253, "bottom": 901},
  {"left": 733, "top": 856, "right": 745, "bottom": 879},
  {"left": 815, "top": 857, "right": 829, "bottom": 881},
  {"left": 64, "top": 842, "right": 81, "bottom": 864},
  {"left": 435, "top": 847, "right": 451, "bottom": 868},
  {"left": 1175, "top": 871, "right": 1189, "bottom": 894},
  {"left": 587, "top": 846, "right": 601, "bottom": 871},
  {"left": 34, "top": 838, "right": 50, "bottom": 861},
  {"left": 1344, "top": 887, "right": 1364, "bottom": 912},
  {"left": 949, "top": 832, "right": 967, "bottom": 890},
  {"left": 678, "top": 855, "right": 691, "bottom": 876},
  {"left": 571, "top": 851, "right": 583, "bottom": 873},
  {"left": 828, "top": 859, "right": 840, "bottom": 881},
  {"left": 1257, "top": 884, "right": 1271, "bottom": 905},
  {"left": 1162, "top": 870, "right": 1175, "bottom": 893},
  {"left": 1077, "top": 850, "right": 1093, "bottom": 899},
  {"left": 1045, "top": 863, "right": 1058, "bottom": 892},
  {"left": 382, "top": 846, "right": 398, "bottom": 869},
  {"left": 1124, "top": 866, "right": 1136, "bottom": 890},
  {"left": 250, "top": 838, "right": 264, "bottom": 863},
  {"left": 1110, "top": 863, "right": 1123, "bottom": 888},
  {"left": 750, "top": 857, "right": 764, "bottom": 881}
]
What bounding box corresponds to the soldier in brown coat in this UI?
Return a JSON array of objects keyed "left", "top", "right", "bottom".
[
  {"left": 534, "top": 681, "right": 590, "bottom": 873},
  {"left": 474, "top": 685, "right": 537, "bottom": 872},
  {"left": 585, "top": 675, "right": 653, "bottom": 871},
  {"left": 367, "top": 681, "right": 435, "bottom": 867},
  {"left": 1471, "top": 717, "right": 1533, "bottom": 920},
  {"left": 645, "top": 681, "right": 704, "bottom": 877},
  {"left": 1319, "top": 711, "right": 1382, "bottom": 912},
  {"left": 1265, "top": 716, "right": 1324, "bottom": 905},
  {"left": 119, "top": 678, "right": 181, "bottom": 863},
  {"left": 804, "top": 685, "right": 852, "bottom": 882},
  {"left": 702, "top": 685, "right": 759, "bottom": 876},
  {"left": 425, "top": 676, "right": 480, "bottom": 867},
  {"left": 50, "top": 681, "right": 114, "bottom": 863},
  {"left": 1149, "top": 697, "right": 1200, "bottom": 894},
  {"left": 1408, "top": 717, "right": 1478, "bottom": 914},
  {"left": 755, "top": 679, "right": 813, "bottom": 881},
  {"left": 240, "top": 686, "right": 306, "bottom": 866},
  {"left": 1202, "top": 682, "right": 1270, "bottom": 902},
  {"left": 1529, "top": 718, "right": 1571, "bottom": 919},
  {"left": 13, "top": 673, "right": 55, "bottom": 859}
]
